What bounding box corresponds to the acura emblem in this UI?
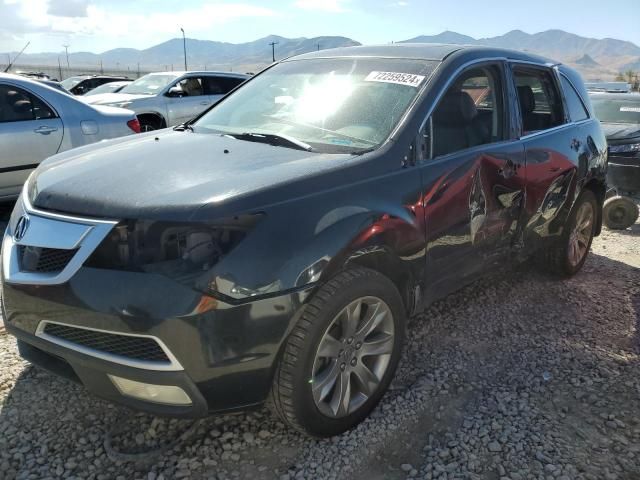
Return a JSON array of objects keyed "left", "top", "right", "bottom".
[{"left": 14, "top": 215, "right": 29, "bottom": 242}]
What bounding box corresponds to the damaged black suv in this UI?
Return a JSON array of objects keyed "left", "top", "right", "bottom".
[{"left": 2, "top": 44, "right": 606, "bottom": 437}]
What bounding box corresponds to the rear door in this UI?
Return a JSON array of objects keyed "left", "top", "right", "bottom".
[
  {"left": 510, "top": 64, "right": 585, "bottom": 252},
  {"left": 0, "top": 83, "right": 63, "bottom": 198},
  {"left": 418, "top": 62, "right": 526, "bottom": 302}
]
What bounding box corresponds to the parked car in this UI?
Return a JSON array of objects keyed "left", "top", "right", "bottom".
[
  {"left": 0, "top": 73, "right": 140, "bottom": 200},
  {"left": 34, "top": 78, "right": 69, "bottom": 94},
  {"left": 82, "top": 80, "right": 132, "bottom": 96},
  {"left": 84, "top": 71, "right": 248, "bottom": 131},
  {"left": 60, "top": 75, "right": 130, "bottom": 96},
  {"left": 590, "top": 92, "right": 640, "bottom": 228},
  {"left": 1, "top": 45, "right": 607, "bottom": 437},
  {"left": 15, "top": 71, "right": 53, "bottom": 81}
]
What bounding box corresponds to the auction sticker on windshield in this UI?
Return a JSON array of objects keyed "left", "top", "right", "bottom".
[
  {"left": 620, "top": 106, "right": 640, "bottom": 112},
  {"left": 365, "top": 71, "right": 426, "bottom": 87}
]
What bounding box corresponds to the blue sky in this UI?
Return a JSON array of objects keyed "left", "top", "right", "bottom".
[{"left": 1, "top": 0, "right": 639, "bottom": 53}]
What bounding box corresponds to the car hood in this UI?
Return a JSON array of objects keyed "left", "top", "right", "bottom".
[
  {"left": 601, "top": 122, "right": 640, "bottom": 142},
  {"left": 84, "top": 92, "right": 152, "bottom": 105},
  {"left": 30, "top": 130, "right": 357, "bottom": 221}
]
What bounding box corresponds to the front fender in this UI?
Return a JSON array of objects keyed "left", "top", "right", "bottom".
[{"left": 206, "top": 200, "right": 424, "bottom": 304}]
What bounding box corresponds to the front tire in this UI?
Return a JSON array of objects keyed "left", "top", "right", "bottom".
[
  {"left": 270, "top": 268, "right": 405, "bottom": 437},
  {"left": 541, "top": 189, "right": 597, "bottom": 277}
]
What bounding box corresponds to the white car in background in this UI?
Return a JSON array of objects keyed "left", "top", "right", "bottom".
[
  {"left": 0, "top": 73, "right": 140, "bottom": 201},
  {"left": 85, "top": 71, "right": 249, "bottom": 131}
]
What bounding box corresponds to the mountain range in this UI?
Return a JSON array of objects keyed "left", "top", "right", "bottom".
[{"left": 4, "top": 30, "right": 640, "bottom": 80}]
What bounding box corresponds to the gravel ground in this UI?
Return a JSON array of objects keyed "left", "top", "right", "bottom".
[{"left": 0, "top": 222, "right": 638, "bottom": 480}]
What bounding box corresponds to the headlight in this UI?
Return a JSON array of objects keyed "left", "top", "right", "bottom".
[
  {"left": 86, "top": 216, "right": 262, "bottom": 291},
  {"left": 609, "top": 143, "right": 640, "bottom": 153},
  {"left": 112, "top": 101, "right": 133, "bottom": 108}
]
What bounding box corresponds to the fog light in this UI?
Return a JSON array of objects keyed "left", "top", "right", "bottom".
[{"left": 109, "top": 375, "right": 192, "bottom": 406}]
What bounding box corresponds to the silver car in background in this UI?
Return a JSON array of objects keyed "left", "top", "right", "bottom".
[
  {"left": 85, "top": 71, "right": 248, "bottom": 131},
  {"left": 0, "top": 73, "right": 140, "bottom": 200}
]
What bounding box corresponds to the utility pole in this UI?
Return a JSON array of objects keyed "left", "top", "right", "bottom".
[
  {"left": 180, "top": 27, "right": 187, "bottom": 70},
  {"left": 137, "top": 62, "right": 140, "bottom": 78},
  {"left": 58, "top": 56, "right": 62, "bottom": 80},
  {"left": 100, "top": 59, "right": 103, "bottom": 74},
  {"left": 62, "top": 44, "right": 70, "bottom": 69},
  {"left": 269, "top": 41, "right": 278, "bottom": 62}
]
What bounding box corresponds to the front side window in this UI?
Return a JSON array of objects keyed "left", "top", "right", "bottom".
[
  {"left": 425, "top": 65, "right": 505, "bottom": 159},
  {"left": 513, "top": 67, "right": 564, "bottom": 134},
  {"left": 194, "top": 58, "right": 438, "bottom": 153},
  {"left": 120, "top": 74, "right": 180, "bottom": 95},
  {"left": 560, "top": 76, "right": 589, "bottom": 122},
  {"left": 0, "top": 84, "right": 56, "bottom": 123},
  {"left": 175, "top": 77, "right": 205, "bottom": 96}
]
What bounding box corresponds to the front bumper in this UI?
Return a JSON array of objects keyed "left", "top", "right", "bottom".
[{"left": 2, "top": 273, "right": 311, "bottom": 417}]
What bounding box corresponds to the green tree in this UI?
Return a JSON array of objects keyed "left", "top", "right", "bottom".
[{"left": 615, "top": 72, "right": 625, "bottom": 81}]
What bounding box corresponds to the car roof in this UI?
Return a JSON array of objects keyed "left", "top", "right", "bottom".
[{"left": 288, "top": 43, "right": 556, "bottom": 65}]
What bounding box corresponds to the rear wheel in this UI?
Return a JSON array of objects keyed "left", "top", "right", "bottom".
[
  {"left": 603, "top": 196, "right": 639, "bottom": 230},
  {"left": 270, "top": 268, "right": 405, "bottom": 437},
  {"left": 541, "top": 189, "right": 597, "bottom": 277}
]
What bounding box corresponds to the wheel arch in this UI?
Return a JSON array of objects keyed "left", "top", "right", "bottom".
[{"left": 136, "top": 111, "right": 167, "bottom": 129}]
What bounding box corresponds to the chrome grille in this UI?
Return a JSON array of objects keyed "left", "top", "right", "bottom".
[
  {"left": 42, "top": 323, "right": 170, "bottom": 363},
  {"left": 18, "top": 245, "right": 77, "bottom": 273}
]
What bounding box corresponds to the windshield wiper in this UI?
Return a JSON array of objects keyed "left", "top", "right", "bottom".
[{"left": 224, "top": 132, "right": 312, "bottom": 152}]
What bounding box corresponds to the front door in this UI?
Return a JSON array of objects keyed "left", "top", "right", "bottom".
[
  {"left": 0, "top": 84, "right": 63, "bottom": 198},
  {"left": 165, "top": 76, "right": 211, "bottom": 126},
  {"left": 417, "top": 63, "right": 526, "bottom": 302}
]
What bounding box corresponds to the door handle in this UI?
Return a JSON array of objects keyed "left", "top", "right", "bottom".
[
  {"left": 34, "top": 126, "right": 58, "bottom": 135},
  {"left": 200, "top": 101, "right": 210, "bottom": 106}
]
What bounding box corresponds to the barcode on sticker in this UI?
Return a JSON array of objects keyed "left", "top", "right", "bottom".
[
  {"left": 365, "top": 71, "right": 426, "bottom": 87},
  {"left": 620, "top": 106, "right": 640, "bottom": 113}
]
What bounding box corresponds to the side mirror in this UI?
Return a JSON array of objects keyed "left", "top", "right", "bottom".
[{"left": 166, "top": 87, "right": 183, "bottom": 98}]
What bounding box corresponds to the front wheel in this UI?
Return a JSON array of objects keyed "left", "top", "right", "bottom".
[
  {"left": 540, "top": 189, "right": 597, "bottom": 277},
  {"left": 270, "top": 268, "right": 405, "bottom": 437}
]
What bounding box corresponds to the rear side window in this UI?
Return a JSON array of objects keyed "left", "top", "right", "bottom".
[
  {"left": 513, "top": 67, "right": 564, "bottom": 134},
  {"left": 560, "top": 76, "right": 589, "bottom": 122},
  {"left": 204, "top": 76, "right": 244, "bottom": 95},
  {"left": 0, "top": 84, "right": 56, "bottom": 123}
]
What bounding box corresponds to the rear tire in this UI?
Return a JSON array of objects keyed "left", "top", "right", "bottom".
[
  {"left": 603, "top": 196, "right": 639, "bottom": 230},
  {"left": 270, "top": 268, "right": 405, "bottom": 437},
  {"left": 540, "top": 189, "right": 597, "bottom": 277}
]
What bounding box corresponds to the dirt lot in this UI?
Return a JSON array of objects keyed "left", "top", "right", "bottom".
[{"left": 0, "top": 221, "right": 638, "bottom": 480}]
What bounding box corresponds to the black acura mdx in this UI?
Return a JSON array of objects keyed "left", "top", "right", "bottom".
[{"left": 1, "top": 45, "right": 607, "bottom": 437}]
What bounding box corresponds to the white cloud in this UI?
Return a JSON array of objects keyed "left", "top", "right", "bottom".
[
  {"left": 1, "top": 1, "right": 277, "bottom": 41},
  {"left": 293, "top": 0, "right": 347, "bottom": 12},
  {"left": 48, "top": 0, "right": 89, "bottom": 17}
]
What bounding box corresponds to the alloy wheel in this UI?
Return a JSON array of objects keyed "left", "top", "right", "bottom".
[
  {"left": 567, "top": 201, "right": 594, "bottom": 267},
  {"left": 311, "top": 296, "right": 395, "bottom": 418}
]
